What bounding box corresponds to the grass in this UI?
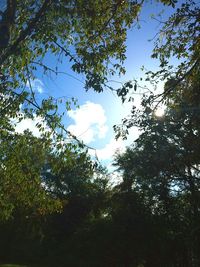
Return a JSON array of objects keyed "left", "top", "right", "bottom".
[
  {"left": 0, "top": 265, "right": 28, "bottom": 267},
  {"left": 0, "top": 264, "right": 46, "bottom": 267}
]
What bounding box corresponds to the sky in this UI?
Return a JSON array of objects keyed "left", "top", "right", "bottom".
[{"left": 14, "top": 1, "right": 177, "bottom": 169}]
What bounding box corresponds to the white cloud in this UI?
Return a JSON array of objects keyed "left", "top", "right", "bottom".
[
  {"left": 90, "top": 138, "right": 125, "bottom": 161},
  {"left": 26, "top": 79, "right": 44, "bottom": 93},
  {"left": 14, "top": 115, "right": 48, "bottom": 137},
  {"left": 67, "top": 101, "right": 108, "bottom": 144}
]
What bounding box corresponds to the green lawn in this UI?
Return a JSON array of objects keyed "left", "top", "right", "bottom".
[
  {"left": 0, "top": 264, "right": 47, "bottom": 267},
  {"left": 0, "top": 265, "right": 28, "bottom": 267},
  {"left": 0, "top": 265, "right": 44, "bottom": 267}
]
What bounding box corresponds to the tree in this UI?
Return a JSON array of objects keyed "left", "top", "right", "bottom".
[
  {"left": 113, "top": 4, "right": 200, "bottom": 264},
  {"left": 0, "top": 130, "right": 63, "bottom": 220},
  {"left": 0, "top": 127, "right": 111, "bottom": 265},
  {"left": 0, "top": 0, "right": 142, "bottom": 133},
  {"left": 115, "top": 0, "right": 200, "bottom": 136},
  {"left": 0, "top": 0, "right": 130, "bottom": 220},
  {"left": 114, "top": 74, "right": 200, "bottom": 266},
  {"left": 0, "top": 0, "right": 179, "bottom": 138},
  {"left": 40, "top": 163, "right": 111, "bottom": 267}
]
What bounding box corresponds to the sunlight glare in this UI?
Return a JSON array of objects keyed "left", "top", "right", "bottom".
[{"left": 154, "top": 107, "right": 165, "bottom": 117}]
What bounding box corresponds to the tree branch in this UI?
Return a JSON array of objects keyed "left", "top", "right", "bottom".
[
  {"left": 0, "top": 0, "right": 51, "bottom": 65},
  {"left": 153, "top": 57, "right": 200, "bottom": 110}
]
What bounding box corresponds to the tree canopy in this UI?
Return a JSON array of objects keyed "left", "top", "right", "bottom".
[
  {"left": 0, "top": 0, "right": 141, "bottom": 127},
  {"left": 0, "top": 0, "right": 179, "bottom": 135}
]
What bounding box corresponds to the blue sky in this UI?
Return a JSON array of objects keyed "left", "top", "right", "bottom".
[{"left": 15, "top": 1, "right": 177, "bottom": 167}]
